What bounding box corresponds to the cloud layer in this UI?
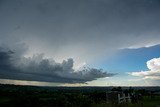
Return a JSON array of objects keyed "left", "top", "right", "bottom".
[
  {"left": 0, "top": 0, "right": 160, "bottom": 65},
  {"left": 0, "top": 47, "right": 115, "bottom": 83},
  {"left": 0, "top": 0, "right": 160, "bottom": 85},
  {"left": 129, "top": 57, "right": 160, "bottom": 80}
]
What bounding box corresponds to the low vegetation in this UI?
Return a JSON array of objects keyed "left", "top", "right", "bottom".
[{"left": 0, "top": 84, "right": 160, "bottom": 107}]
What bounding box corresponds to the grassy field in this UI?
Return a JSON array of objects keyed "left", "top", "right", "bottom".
[
  {"left": 93, "top": 96, "right": 160, "bottom": 107},
  {"left": 142, "top": 96, "right": 160, "bottom": 107}
]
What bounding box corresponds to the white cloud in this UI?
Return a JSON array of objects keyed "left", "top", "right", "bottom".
[{"left": 129, "top": 57, "right": 160, "bottom": 80}]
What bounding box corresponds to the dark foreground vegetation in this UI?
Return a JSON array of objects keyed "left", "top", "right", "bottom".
[{"left": 0, "top": 84, "right": 160, "bottom": 107}]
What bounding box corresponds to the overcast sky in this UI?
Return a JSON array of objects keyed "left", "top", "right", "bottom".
[{"left": 0, "top": 0, "right": 160, "bottom": 86}]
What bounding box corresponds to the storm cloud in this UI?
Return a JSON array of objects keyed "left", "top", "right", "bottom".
[
  {"left": 0, "top": 47, "right": 115, "bottom": 83},
  {"left": 0, "top": 0, "right": 160, "bottom": 66},
  {"left": 0, "top": 0, "right": 160, "bottom": 84}
]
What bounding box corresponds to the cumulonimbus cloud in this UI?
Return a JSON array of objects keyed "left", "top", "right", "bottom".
[
  {"left": 0, "top": 47, "right": 115, "bottom": 83},
  {"left": 129, "top": 57, "right": 160, "bottom": 80}
]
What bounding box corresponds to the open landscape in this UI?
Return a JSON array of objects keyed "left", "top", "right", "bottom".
[
  {"left": 0, "top": 84, "right": 160, "bottom": 107},
  {"left": 1, "top": 0, "right": 160, "bottom": 107}
]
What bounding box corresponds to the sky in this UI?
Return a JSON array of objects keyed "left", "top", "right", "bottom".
[{"left": 0, "top": 0, "right": 160, "bottom": 86}]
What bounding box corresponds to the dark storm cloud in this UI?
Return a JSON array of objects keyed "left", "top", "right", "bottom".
[
  {"left": 0, "top": 48, "right": 115, "bottom": 83},
  {"left": 1, "top": 0, "right": 160, "bottom": 64},
  {"left": 0, "top": 0, "right": 160, "bottom": 84},
  {"left": 0, "top": 48, "right": 14, "bottom": 71}
]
